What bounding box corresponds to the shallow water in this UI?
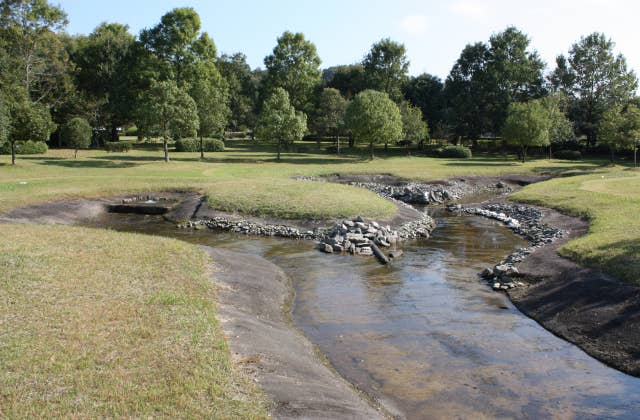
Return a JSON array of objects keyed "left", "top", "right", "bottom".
[{"left": 84, "top": 210, "right": 640, "bottom": 419}]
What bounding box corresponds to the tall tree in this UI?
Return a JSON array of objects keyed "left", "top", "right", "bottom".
[
  {"left": 444, "top": 42, "right": 491, "bottom": 141},
  {"left": 402, "top": 73, "right": 444, "bottom": 133},
  {"left": 135, "top": 80, "right": 198, "bottom": 162},
  {"left": 502, "top": 99, "right": 551, "bottom": 163},
  {"left": 485, "top": 26, "right": 546, "bottom": 132},
  {"left": 598, "top": 104, "right": 640, "bottom": 164},
  {"left": 362, "top": 38, "right": 409, "bottom": 102},
  {"left": 255, "top": 87, "right": 307, "bottom": 160},
  {"left": 263, "top": 31, "right": 322, "bottom": 111},
  {"left": 541, "top": 93, "right": 576, "bottom": 157},
  {"left": 325, "top": 64, "right": 367, "bottom": 99},
  {"left": 139, "top": 7, "right": 201, "bottom": 84},
  {"left": 312, "top": 87, "right": 347, "bottom": 154},
  {"left": 344, "top": 89, "right": 402, "bottom": 159},
  {"left": 73, "top": 22, "right": 136, "bottom": 141},
  {"left": 0, "top": 0, "right": 69, "bottom": 103},
  {"left": 549, "top": 33, "right": 638, "bottom": 147},
  {"left": 218, "top": 53, "right": 258, "bottom": 131}
]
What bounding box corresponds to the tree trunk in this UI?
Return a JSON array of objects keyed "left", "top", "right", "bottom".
[
  {"left": 111, "top": 124, "right": 119, "bottom": 142},
  {"left": 384, "top": 142, "right": 388, "bottom": 151},
  {"left": 610, "top": 148, "right": 615, "bottom": 163},
  {"left": 336, "top": 135, "right": 340, "bottom": 155},
  {"left": 200, "top": 135, "right": 204, "bottom": 160},
  {"left": 549, "top": 145, "right": 552, "bottom": 160},
  {"left": 369, "top": 142, "right": 374, "bottom": 160},
  {"left": 58, "top": 129, "right": 62, "bottom": 148},
  {"left": 635, "top": 145, "right": 637, "bottom": 167},
  {"left": 11, "top": 142, "right": 16, "bottom": 165},
  {"left": 277, "top": 140, "right": 281, "bottom": 161},
  {"left": 521, "top": 146, "right": 526, "bottom": 163},
  {"left": 349, "top": 136, "right": 354, "bottom": 148},
  {"left": 74, "top": 149, "right": 78, "bottom": 159},
  {"left": 163, "top": 139, "right": 170, "bottom": 162}
]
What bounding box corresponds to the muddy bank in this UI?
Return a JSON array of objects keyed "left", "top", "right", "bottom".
[
  {"left": 203, "top": 247, "right": 387, "bottom": 419},
  {"left": 506, "top": 206, "right": 640, "bottom": 376}
]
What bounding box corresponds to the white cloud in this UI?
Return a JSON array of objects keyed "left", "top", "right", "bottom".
[
  {"left": 400, "top": 14, "right": 429, "bottom": 36},
  {"left": 450, "top": 1, "right": 487, "bottom": 21}
]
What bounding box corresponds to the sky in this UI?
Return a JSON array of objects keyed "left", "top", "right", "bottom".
[{"left": 55, "top": 0, "right": 640, "bottom": 79}]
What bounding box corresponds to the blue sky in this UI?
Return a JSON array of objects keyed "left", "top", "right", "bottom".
[{"left": 56, "top": 0, "right": 640, "bottom": 79}]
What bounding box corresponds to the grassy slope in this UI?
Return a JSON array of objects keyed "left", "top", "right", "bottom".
[
  {"left": 512, "top": 167, "right": 640, "bottom": 284},
  {"left": 0, "top": 224, "right": 268, "bottom": 418}
]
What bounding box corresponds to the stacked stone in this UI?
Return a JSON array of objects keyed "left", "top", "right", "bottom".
[
  {"left": 180, "top": 218, "right": 322, "bottom": 240},
  {"left": 319, "top": 216, "right": 398, "bottom": 257}
]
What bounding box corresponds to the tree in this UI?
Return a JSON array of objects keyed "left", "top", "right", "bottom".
[
  {"left": 218, "top": 53, "right": 258, "bottom": 131},
  {"left": 502, "top": 100, "right": 551, "bottom": 163},
  {"left": 402, "top": 73, "right": 444, "bottom": 134},
  {"left": 598, "top": 104, "right": 640, "bottom": 164},
  {"left": 139, "top": 7, "right": 201, "bottom": 84},
  {"left": 541, "top": 94, "right": 576, "bottom": 158},
  {"left": 444, "top": 42, "right": 491, "bottom": 141},
  {"left": 0, "top": 0, "right": 69, "bottom": 102},
  {"left": 185, "top": 34, "right": 229, "bottom": 159},
  {"left": 312, "top": 88, "right": 347, "bottom": 154},
  {"left": 344, "top": 89, "right": 402, "bottom": 159},
  {"left": 255, "top": 88, "right": 307, "bottom": 160},
  {"left": 399, "top": 101, "right": 429, "bottom": 152},
  {"left": 135, "top": 80, "right": 198, "bottom": 162},
  {"left": 62, "top": 117, "right": 91, "bottom": 158},
  {"left": 325, "top": 64, "right": 367, "bottom": 99},
  {"left": 0, "top": 97, "right": 9, "bottom": 151},
  {"left": 485, "top": 27, "right": 546, "bottom": 132},
  {"left": 362, "top": 38, "right": 409, "bottom": 102},
  {"left": 263, "top": 31, "right": 321, "bottom": 111},
  {"left": 6, "top": 90, "right": 56, "bottom": 164},
  {"left": 72, "top": 22, "right": 136, "bottom": 141},
  {"left": 549, "top": 33, "right": 638, "bottom": 147}
]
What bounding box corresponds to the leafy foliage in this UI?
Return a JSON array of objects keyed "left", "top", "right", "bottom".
[
  {"left": 0, "top": 139, "right": 47, "bottom": 154},
  {"left": 438, "top": 145, "right": 472, "bottom": 159},
  {"left": 362, "top": 38, "right": 409, "bottom": 102},
  {"left": 399, "top": 101, "right": 429, "bottom": 143},
  {"left": 263, "top": 31, "right": 321, "bottom": 111},
  {"left": 598, "top": 104, "right": 640, "bottom": 160},
  {"left": 175, "top": 137, "right": 224, "bottom": 152},
  {"left": 255, "top": 87, "right": 307, "bottom": 160},
  {"left": 345, "top": 89, "right": 402, "bottom": 157},
  {"left": 502, "top": 100, "right": 551, "bottom": 162},
  {"left": 311, "top": 88, "right": 346, "bottom": 137},
  {"left": 104, "top": 141, "right": 132, "bottom": 152}
]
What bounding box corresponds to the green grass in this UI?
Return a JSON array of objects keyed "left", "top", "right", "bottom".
[
  {"left": 511, "top": 167, "right": 640, "bottom": 284},
  {"left": 0, "top": 224, "right": 268, "bottom": 418}
]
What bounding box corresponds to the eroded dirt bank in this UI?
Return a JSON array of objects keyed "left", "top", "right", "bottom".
[{"left": 507, "top": 206, "right": 640, "bottom": 376}]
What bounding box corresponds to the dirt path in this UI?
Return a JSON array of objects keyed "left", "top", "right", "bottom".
[{"left": 203, "top": 247, "right": 388, "bottom": 419}]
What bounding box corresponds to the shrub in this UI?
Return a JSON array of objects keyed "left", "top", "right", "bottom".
[
  {"left": 554, "top": 149, "right": 582, "bottom": 160},
  {"left": 62, "top": 117, "right": 92, "bottom": 157},
  {"left": 104, "top": 141, "right": 132, "bottom": 152},
  {"left": 438, "top": 145, "right": 472, "bottom": 159},
  {"left": 1, "top": 140, "right": 48, "bottom": 155},
  {"left": 174, "top": 138, "right": 225, "bottom": 152},
  {"left": 125, "top": 126, "right": 138, "bottom": 136}
]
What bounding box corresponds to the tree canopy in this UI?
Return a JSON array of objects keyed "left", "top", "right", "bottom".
[
  {"left": 263, "top": 31, "right": 321, "bottom": 111},
  {"left": 362, "top": 38, "right": 409, "bottom": 102},
  {"left": 345, "top": 89, "right": 402, "bottom": 158},
  {"left": 62, "top": 116, "right": 91, "bottom": 157},
  {"left": 502, "top": 99, "right": 551, "bottom": 162},
  {"left": 255, "top": 87, "right": 307, "bottom": 160}
]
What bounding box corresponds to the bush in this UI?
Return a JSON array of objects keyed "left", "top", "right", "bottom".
[
  {"left": 1, "top": 140, "right": 48, "bottom": 155},
  {"left": 104, "top": 141, "right": 132, "bottom": 152},
  {"left": 554, "top": 149, "right": 582, "bottom": 160},
  {"left": 438, "top": 145, "right": 472, "bottom": 159},
  {"left": 125, "top": 126, "right": 138, "bottom": 136},
  {"left": 174, "top": 138, "right": 225, "bottom": 152}
]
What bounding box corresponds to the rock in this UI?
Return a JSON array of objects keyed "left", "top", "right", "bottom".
[
  {"left": 355, "top": 216, "right": 365, "bottom": 223},
  {"left": 322, "top": 244, "right": 334, "bottom": 253},
  {"left": 481, "top": 267, "right": 494, "bottom": 279},
  {"left": 493, "top": 283, "right": 502, "bottom": 290},
  {"left": 344, "top": 220, "right": 355, "bottom": 228},
  {"left": 496, "top": 181, "right": 508, "bottom": 188},
  {"left": 388, "top": 250, "right": 403, "bottom": 259},
  {"left": 358, "top": 247, "right": 373, "bottom": 256},
  {"left": 332, "top": 244, "right": 344, "bottom": 253},
  {"left": 494, "top": 264, "right": 509, "bottom": 275}
]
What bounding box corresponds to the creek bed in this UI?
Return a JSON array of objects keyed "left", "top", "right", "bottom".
[{"left": 82, "top": 210, "right": 640, "bottom": 418}]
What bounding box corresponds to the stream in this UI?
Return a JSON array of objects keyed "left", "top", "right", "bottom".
[{"left": 83, "top": 208, "right": 640, "bottom": 419}]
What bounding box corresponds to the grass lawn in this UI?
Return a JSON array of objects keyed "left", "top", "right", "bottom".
[
  {"left": 512, "top": 167, "right": 640, "bottom": 285},
  {"left": 0, "top": 224, "right": 268, "bottom": 418},
  {"left": 1, "top": 140, "right": 638, "bottom": 415}
]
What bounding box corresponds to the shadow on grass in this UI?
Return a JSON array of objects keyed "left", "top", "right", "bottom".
[{"left": 34, "top": 158, "right": 139, "bottom": 169}]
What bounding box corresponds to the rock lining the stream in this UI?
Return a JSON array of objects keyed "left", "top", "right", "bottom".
[{"left": 447, "top": 203, "right": 565, "bottom": 291}]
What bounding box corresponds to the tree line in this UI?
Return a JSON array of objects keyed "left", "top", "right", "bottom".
[{"left": 1, "top": 0, "right": 639, "bottom": 164}]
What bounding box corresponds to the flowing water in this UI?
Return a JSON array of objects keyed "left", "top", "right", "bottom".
[{"left": 84, "top": 209, "right": 640, "bottom": 419}]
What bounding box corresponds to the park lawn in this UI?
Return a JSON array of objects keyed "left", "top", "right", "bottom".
[
  {"left": 0, "top": 223, "right": 269, "bottom": 418},
  {"left": 511, "top": 167, "right": 640, "bottom": 285}
]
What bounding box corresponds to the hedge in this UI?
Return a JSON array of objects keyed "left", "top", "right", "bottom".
[
  {"left": 1, "top": 140, "right": 48, "bottom": 155},
  {"left": 104, "top": 141, "right": 132, "bottom": 152},
  {"left": 554, "top": 149, "right": 582, "bottom": 160},
  {"left": 175, "top": 138, "right": 225, "bottom": 152},
  {"left": 438, "top": 145, "right": 472, "bottom": 159}
]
